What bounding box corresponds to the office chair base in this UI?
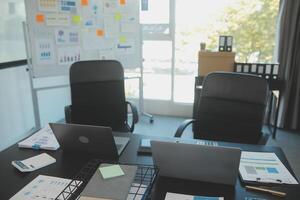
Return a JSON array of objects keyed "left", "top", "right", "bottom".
[{"left": 142, "top": 112, "right": 154, "bottom": 123}]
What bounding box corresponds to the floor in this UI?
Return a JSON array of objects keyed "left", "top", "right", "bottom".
[{"left": 133, "top": 115, "right": 300, "bottom": 180}]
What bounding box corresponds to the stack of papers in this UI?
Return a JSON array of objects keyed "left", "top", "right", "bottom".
[
  {"left": 165, "top": 192, "right": 224, "bottom": 200},
  {"left": 9, "top": 175, "right": 79, "bottom": 200},
  {"left": 18, "top": 124, "right": 60, "bottom": 150},
  {"left": 239, "top": 151, "right": 298, "bottom": 184}
]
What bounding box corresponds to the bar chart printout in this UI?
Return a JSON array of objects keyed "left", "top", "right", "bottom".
[{"left": 239, "top": 151, "right": 298, "bottom": 184}]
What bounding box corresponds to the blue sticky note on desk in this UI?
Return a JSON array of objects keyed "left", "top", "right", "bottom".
[
  {"left": 99, "top": 164, "right": 125, "bottom": 179},
  {"left": 266, "top": 167, "right": 279, "bottom": 173}
]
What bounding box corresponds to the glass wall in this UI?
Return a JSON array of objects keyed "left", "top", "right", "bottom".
[{"left": 0, "top": 0, "right": 26, "bottom": 63}]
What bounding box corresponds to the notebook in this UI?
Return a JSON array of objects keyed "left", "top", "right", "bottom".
[{"left": 80, "top": 164, "right": 137, "bottom": 200}]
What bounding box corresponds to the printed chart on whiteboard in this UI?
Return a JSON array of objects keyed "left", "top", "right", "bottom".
[{"left": 24, "top": 0, "right": 141, "bottom": 78}]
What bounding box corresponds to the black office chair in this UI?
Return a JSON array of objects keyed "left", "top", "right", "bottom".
[
  {"left": 65, "top": 60, "right": 138, "bottom": 132},
  {"left": 175, "top": 72, "right": 269, "bottom": 144}
]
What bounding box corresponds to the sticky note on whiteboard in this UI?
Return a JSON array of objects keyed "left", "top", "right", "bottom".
[
  {"left": 114, "top": 12, "right": 122, "bottom": 21},
  {"left": 72, "top": 16, "right": 81, "bottom": 24},
  {"left": 81, "top": 0, "right": 89, "bottom": 6},
  {"left": 96, "top": 29, "right": 104, "bottom": 37},
  {"left": 36, "top": 14, "right": 45, "bottom": 23},
  {"left": 119, "top": 36, "right": 126, "bottom": 43},
  {"left": 120, "top": 0, "right": 126, "bottom": 5}
]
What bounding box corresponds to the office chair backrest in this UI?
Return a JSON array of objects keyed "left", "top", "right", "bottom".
[
  {"left": 69, "top": 60, "right": 127, "bottom": 130},
  {"left": 195, "top": 72, "right": 268, "bottom": 144}
]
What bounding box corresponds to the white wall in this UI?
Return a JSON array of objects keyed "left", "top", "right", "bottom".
[{"left": 0, "top": 66, "right": 35, "bottom": 151}]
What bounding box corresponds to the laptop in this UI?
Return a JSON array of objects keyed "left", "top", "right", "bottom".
[
  {"left": 49, "top": 123, "right": 130, "bottom": 160},
  {"left": 151, "top": 140, "right": 241, "bottom": 186}
]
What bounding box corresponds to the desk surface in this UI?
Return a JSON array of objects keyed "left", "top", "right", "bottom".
[{"left": 0, "top": 133, "right": 299, "bottom": 200}]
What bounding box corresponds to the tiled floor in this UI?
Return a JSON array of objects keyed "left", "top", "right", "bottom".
[{"left": 134, "top": 115, "right": 300, "bottom": 180}]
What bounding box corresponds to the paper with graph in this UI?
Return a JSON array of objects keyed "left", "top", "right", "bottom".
[{"left": 239, "top": 151, "right": 298, "bottom": 184}]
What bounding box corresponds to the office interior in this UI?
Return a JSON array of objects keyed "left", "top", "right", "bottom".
[{"left": 1, "top": 0, "right": 300, "bottom": 199}]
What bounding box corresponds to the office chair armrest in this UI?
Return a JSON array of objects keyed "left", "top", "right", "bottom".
[
  {"left": 258, "top": 131, "right": 270, "bottom": 145},
  {"left": 174, "top": 119, "right": 196, "bottom": 138},
  {"left": 126, "top": 101, "right": 139, "bottom": 132},
  {"left": 64, "top": 105, "right": 72, "bottom": 123}
]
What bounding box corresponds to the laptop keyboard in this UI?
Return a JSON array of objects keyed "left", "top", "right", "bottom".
[{"left": 196, "top": 140, "right": 219, "bottom": 146}]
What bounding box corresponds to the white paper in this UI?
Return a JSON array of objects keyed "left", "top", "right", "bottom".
[
  {"left": 165, "top": 192, "right": 224, "bottom": 200},
  {"left": 9, "top": 175, "right": 72, "bottom": 200},
  {"left": 57, "top": 46, "right": 81, "bottom": 65},
  {"left": 116, "top": 39, "right": 135, "bottom": 54},
  {"left": 35, "top": 38, "right": 56, "bottom": 66},
  {"left": 18, "top": 124, "right": 60, "bottom": 150},
  {"left": 38, "top": 0, "right": 58, "bottom": 12},
  {"left": 104, "top": 16, "right": 120, "bottom": 37},
  {"left": 239, "top": 151, "right": 298, "bottom": 184},
  {"left": 55, "top": 28, "right": 80, "bottom": 45},
  {"left": 46, "top": 13, "right": 70, "bottom": 26},
  {"left": 121, "top": 22, "right": 136, "bottom": 33}
]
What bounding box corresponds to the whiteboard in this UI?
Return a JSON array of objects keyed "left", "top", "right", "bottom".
[{"left": 24, "top": 0, "right": 141, "bottom": 78}]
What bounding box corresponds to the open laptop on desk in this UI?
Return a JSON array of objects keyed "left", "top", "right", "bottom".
[
  {"left": 49, "top": 123, "right": 130, "bottom": 159},
  {"left": 151, "top": 140, "right": 241, "bottom": 186}
]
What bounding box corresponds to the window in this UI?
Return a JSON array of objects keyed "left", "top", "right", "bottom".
[
  {"left": 0, "top": 0, "right": 27, "bottom": 63},
  {"left": 143, "top": 41, "right": 172, "bottom": 100},
  {"left": 174, "top": 0, "right": 280, "bottom": 103}
]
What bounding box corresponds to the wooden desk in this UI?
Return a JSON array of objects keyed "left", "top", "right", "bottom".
[{"left": 0, "top": 133, "right": 298, "bottom": 199}]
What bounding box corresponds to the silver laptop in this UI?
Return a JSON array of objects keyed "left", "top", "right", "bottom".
[
  {"left": 49, "top": 123, "right": 130, "bottom": 157},
  {"left": 151, "top": 140, "right": 241, "bottom": 186}
]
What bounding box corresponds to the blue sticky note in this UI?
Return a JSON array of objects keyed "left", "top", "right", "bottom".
[{"left": 266, "top": 167, "right": 279, "bottom": 173}]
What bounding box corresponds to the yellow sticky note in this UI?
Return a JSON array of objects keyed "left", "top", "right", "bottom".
[
  {"left": 81, "top": 0, "right": 89, "bottom": 6},
  {"left": 96, "top": 29, "right": 104, "bottom": 37},
  {"left": 120, "top": 0, "right": 126, "bottom": 5},
  {"left": 119, "top": 36, "right": 126, "bottom": 43},
  {"left": 36, "top": 14, "right": 45, "bottom": 23},
  {"left": 114, "top": 12, "right": 122, "bottom": 21},
  {"left": 72, "top": 15, "right": 81, "bottom": 24}
]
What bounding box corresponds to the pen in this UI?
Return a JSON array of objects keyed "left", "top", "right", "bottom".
[
  {"left": 245, "top": 185, "right": 286, "bottom": 198},
  {"left": 256, "top": 177, "right": 282, "bottom": 183}
]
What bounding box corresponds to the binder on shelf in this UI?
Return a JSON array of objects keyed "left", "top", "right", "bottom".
[
  {"left": 250, "top": 64, "right": 257, "bottom": 73},
  {"left": 219, "top": 36, "right": 226, "bottom": 52},
  {"left": 243, "top": 64, "right": 250, "bottom": 73},
  {"left": 234, "top": 63, "right": 280, "bottom": 80},
  {"left": 226, "top": 36, "right": 233, "bottom": 52}
]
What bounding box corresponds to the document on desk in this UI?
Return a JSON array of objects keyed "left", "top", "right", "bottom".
[
  {"left": 18, "top": 124, "right": 60, "bottom": 150},
  {"left": 165, "top": 192, "right": 224, "bottom": 200},
  {"left": 239, "top": 151, "right": 298, "bottom": 184},
  {"left": 9, "top": 175, "right": 77, "bottom": 200}
]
